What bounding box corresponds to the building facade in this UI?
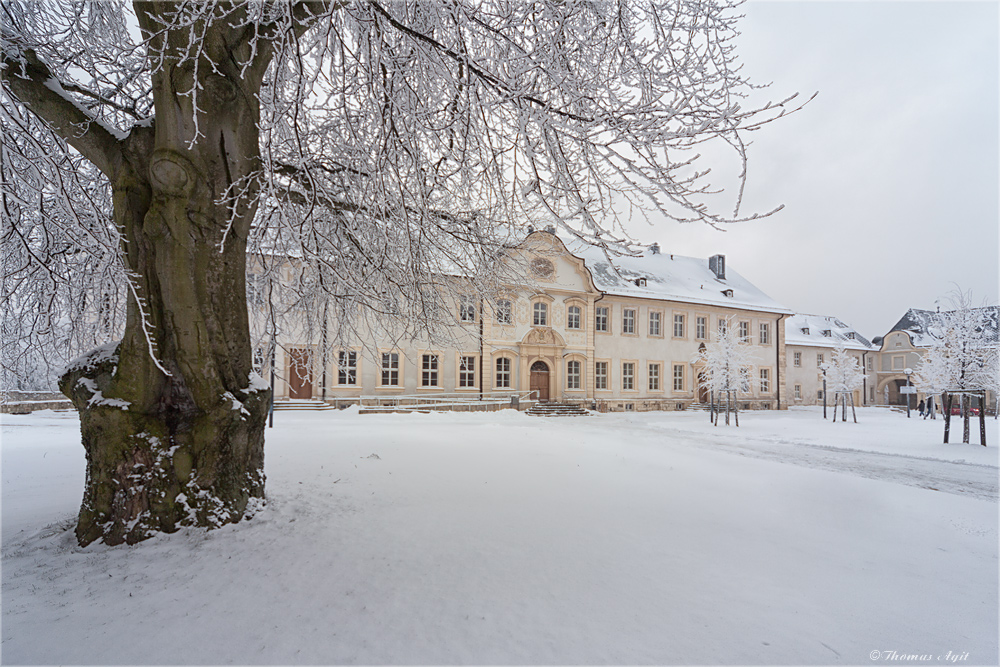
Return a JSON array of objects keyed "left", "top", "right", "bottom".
[
  {"left": 784, "top": 314, "right": 875, "bottom": 407},
  {"left": 258, "top": 231, "right": 794, "bottom": 411},
  {"left": 872, "top": 307, "right": 998, "bottom": 409}
]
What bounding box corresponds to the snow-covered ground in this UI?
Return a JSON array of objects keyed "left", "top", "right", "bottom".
[{"left": 2, "top": 407, "right": 997, "bottom": 665}]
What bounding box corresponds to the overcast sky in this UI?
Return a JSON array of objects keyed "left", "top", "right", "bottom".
[{"left": 625, "top": 0, "right": 999, "bottom": 340}]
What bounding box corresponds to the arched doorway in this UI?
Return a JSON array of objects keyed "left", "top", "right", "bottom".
[{"left": 530, "top": 360, "right": 550, "bottom": 402}]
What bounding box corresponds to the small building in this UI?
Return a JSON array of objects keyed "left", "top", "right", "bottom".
[
  {"left": 783, "top": 314, "right": 874, "bottom": 407},
  {"left": 873, "top": 307, "right": 998, "bottom": 408}
]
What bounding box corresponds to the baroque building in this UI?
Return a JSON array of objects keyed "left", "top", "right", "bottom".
[{"left": 255, "top": 230, "right": 793, "bottom": 411}]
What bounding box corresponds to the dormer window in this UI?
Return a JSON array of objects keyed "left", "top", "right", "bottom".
[
  {"left": 721, "top": 289, "right": 733, "bottom": 298},
  {"left": 635, "top": 277, "right": 647, "bottom": 287},
  {"left": 822, "top": 330, "right": 831, "bottom": 337},
  {"left": 802, "top": 328, "right": 810, "bottom": 335},
  {"left": 847, "top": 332, "right": 855, "bottom": 339}
]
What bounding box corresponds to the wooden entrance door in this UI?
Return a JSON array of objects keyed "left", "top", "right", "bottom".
[
  {"left": 530, "top": 360, "right": 550, "bottom": 402},
  {"left": 698, "top": 371, "right": 710, "bottom": 403},
  {"left": 288, "top": 348, "right": 313, "bottom": 399}
]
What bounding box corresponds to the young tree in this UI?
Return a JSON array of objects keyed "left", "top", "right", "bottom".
[
  {"left": 2, "top": 0, "right": 803, "bottom": 545},
  {"left": 916, "top": 290, "right": 998, "bottom": 445},
  {"left": 820, "top": 342, "right": 864, "bottom": 423},
  {"left": 693, "top": 315, "right": 757, "bottom": 426}
]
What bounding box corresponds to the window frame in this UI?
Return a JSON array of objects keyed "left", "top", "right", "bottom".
[
  {"left": 532, "top": 301, "right": 548, "bottom": 327},
  {"left": 622, "top": 361, "right": 636, "bottom": 391},
  {"left": 648, "top": 362, "right": 661, "bottom": 392},
  {"left": 380, "top": 351, "right": 400, "bottom": 387},
  {"left": 672, "top": 312, "right": 686, "bottom": 339},
  {"left": 595, "top": 360, "right": 610, "bottom": 391},
  {"left": 648, "top": 310, "right": 662, "bottom": 337},
  {"left": 566, "top": 359, "right": 583, "bottom": 390},
  {"left": 494, "top": 355, "right": 513, "bottom": 389},
  {"left": 458, "top": 354, "right": 478, "bottom": 389},
  {"left": 566, "top": 304, "right": 582, "bottom": 330},
  {"left": 759, "top": 322, "right": 770, "bottom": 345},
  {"left": 595, "top": 306, "right": 610, "bottom": 333},
  {"left": 459, "top": 295, "right": 477, "bottom": 323},
  {"left": 695, "top": 315, "right": 707, "bottom": 340},
  {"left": 673, "top": 363, "right": 685, "bottom": 392},
  {"left": 337, "top": 350, "right": 358, "bottom": 386},
  {"left": 622, "top": 308, "right": 636, "bottom": 335},
  {"left": 420, "top": 353, "right": 440, "bottom": 388},
  {"left": 495, "top": 299, "right": 513, "bottom": 325}
]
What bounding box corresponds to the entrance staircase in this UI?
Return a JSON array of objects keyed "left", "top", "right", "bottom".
[
  {"left": 525, "top": 402, "right": 590, "bottom": 417},
  {"left": 271, "top": 399, "right": 339, "bottom": 412}
]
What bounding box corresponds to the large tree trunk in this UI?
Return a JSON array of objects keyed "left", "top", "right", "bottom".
[{"left": 57, "top": 9, "right": 271, "bottom": 546}]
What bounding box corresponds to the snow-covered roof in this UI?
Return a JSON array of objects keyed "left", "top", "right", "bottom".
[
  {"left": 564, "top": 241, "right": 793, "bottom": 315},
  {"left": 886, "top": 307, "right": 999, "bottom": 348},
  {"left": 784, "top": 314, "right": 872, "bottom": 351}
]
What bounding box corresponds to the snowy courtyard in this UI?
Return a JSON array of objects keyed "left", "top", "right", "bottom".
[{"left": 2, "top": 406, "right": 997, "bottom": 665}]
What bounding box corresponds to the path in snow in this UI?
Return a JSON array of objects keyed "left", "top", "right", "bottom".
[{"left": 653, "top": 424, "right": 999, "bottom": 502}]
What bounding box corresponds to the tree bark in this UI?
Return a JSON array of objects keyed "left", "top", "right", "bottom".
[
  {"left": 943, "top": 393, "right": 952, "bottom": 443},
  {"left": 43, "top": 7, "right": 275, "bottom": 545}
]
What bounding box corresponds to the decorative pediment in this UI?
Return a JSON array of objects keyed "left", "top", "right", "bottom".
[{"left": 522, "top": 327, "right": 566, "bottom": 347}]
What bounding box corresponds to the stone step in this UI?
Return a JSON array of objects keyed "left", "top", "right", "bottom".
[
  {"left": 525, "top": 402, "right": 589, "bottom": 417},
  {"left": 272, "top": 400, "right": 339, "bottom": 411}
]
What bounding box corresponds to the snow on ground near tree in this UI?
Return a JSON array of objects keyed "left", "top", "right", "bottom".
[{"left": 2, "top": 407, "right": 997, "bottom": 665}]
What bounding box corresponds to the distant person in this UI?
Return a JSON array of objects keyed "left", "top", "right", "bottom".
[{"left": 917, "top": 399, "right": 925, "bottom": 417}]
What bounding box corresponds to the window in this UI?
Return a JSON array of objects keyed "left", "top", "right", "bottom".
[
  {"left": 567, "top": 305, "right": 581, "bottom": 330},
  {"left": 673, "top": 364, "right": 685, "bottom": 391},
  {"left": 495, "top": 357, "right": 511, "bottom": 388},
  {"left": 622, "top": 362, "right": 635, "bottom": 390},
  {"left": 718, "top": 319, "right": 727, "bottom": 336},
  {"left": 759, "top": 323, "right": 770, "bottom": 345},
  {"left": 622, "top": 308, "right": 636, "bottom": 334},
  {"left": 649, "top": 311, "right": 661, "bottom": 336},
  {"left": 867, "top": 357, "right": 873, "bottom": 371},
  {"left": 793, "top": 351, "right": 801, "bottom": 367},
  {"left": 648, "top": 363, "right": 660, "bottom": 391},
  {"left": 381, "top": 352, "right": 399, "bottom": 386},
  {"left": 892, "top": 356, "right": 904, "bottom": 371},
  {"left": 760, "top": 368, "right": 770, "bottom": 393},
  {"left": 817, "top": 389, "right": 824, "bottom": 400},
  {"left": 696, "top": 316, "right": 707, "bottom": 340},
  {"left": 595, "top": 307, "right": 609, "bottom": 332},
  {"left": 794, "top": 384, "right": 801, "bottom": 399},
  {"left": 817, "top": 353, "right": 824, "bottom": 368},
  {"left": 459, "top": 356, "right": 476, "bottom": 387},
  {"left": 738, "top": 321, "right": 750, "bottom": 342},
  {"left": 459, "top": 295, "right": 476, "bottom": 322},
  {"left": 533, "top": 302, "right": 548, "bottom": 326},
  {"left": 253, "top": 347, "right": 266, "bottom": 374},
  {"left": 566, "top": 360, "right": 582, "bottom": 390},
  {"left": 338, "top": 351, "right": 357, "bottom": 385},
  {"left": 595, "top": 361, "right": 608, "bottom": 390},
  {"left": 496, "top": 299, "right": 512, "bottom": 325},
  {"left": 421, "top": 354, "right": 439, "bottom": 386},
  {"left": 739, "top": 367, "right": 751, "bottom": 393},
  {"left": 672, "top": 313, "right": 684, "bottom": 338}
]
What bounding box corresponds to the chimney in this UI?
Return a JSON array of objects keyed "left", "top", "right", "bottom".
[
  {"left": 545, "top": 225, "right": 555, "bottom": 234},
  {"left": 649, "top": 242, "right": 660, "bottom": 255},
  {"left": 709, "top": 254, "right": 726, "bottom": 280}
]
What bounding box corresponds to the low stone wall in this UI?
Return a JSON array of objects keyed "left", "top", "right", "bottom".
[{"left": 2, "top": 400, "right": 74, "bottom": 414}]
